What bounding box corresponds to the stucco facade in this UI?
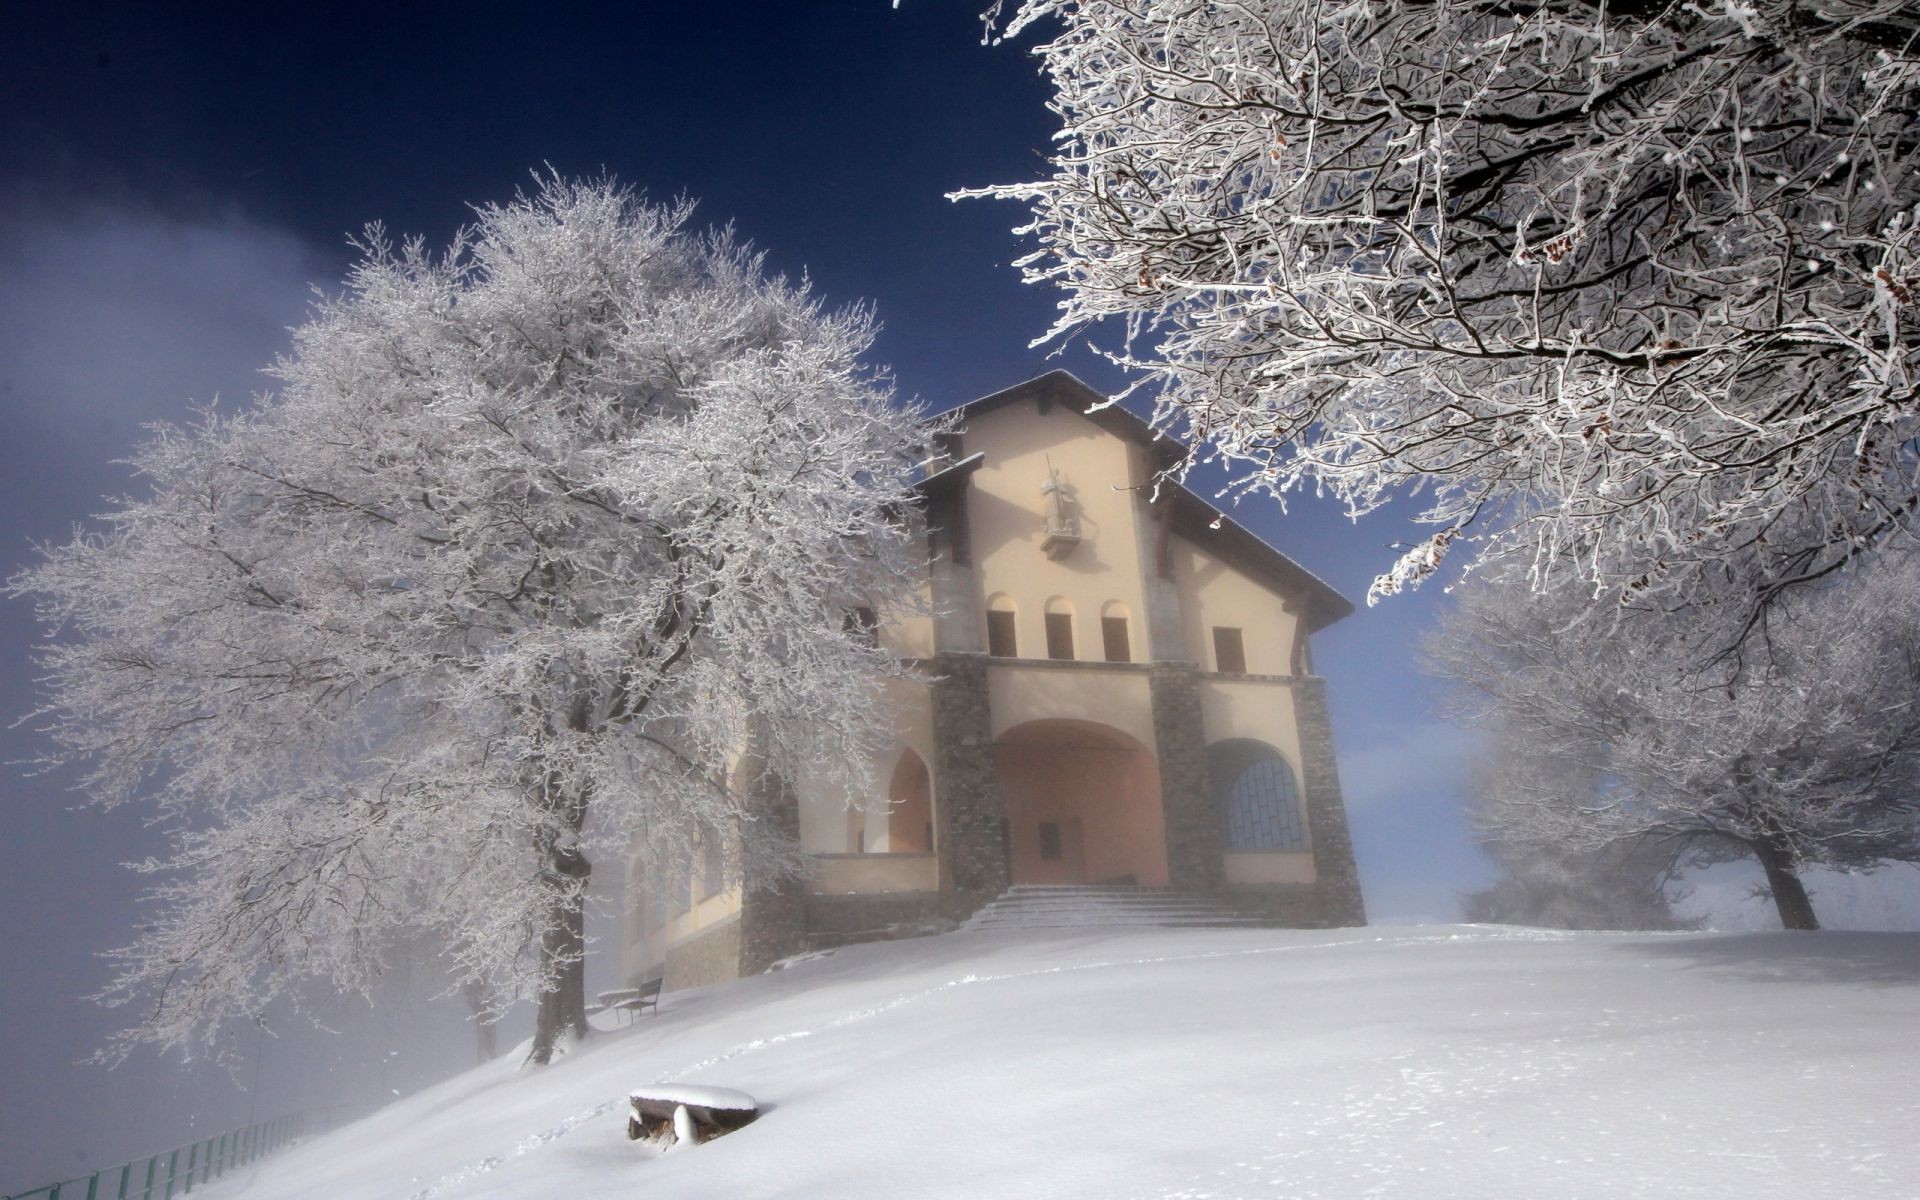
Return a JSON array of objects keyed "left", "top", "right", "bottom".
[{"left": 625, "top": 372, "right": 1366, "bottom": 989}]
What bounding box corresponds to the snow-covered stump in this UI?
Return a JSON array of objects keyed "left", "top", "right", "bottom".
[{"left": 627, "top": 1085, "right": 759, "bottom": 1148}]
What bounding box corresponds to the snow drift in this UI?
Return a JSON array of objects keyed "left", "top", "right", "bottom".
[{"left": 194, "top": 925, "right": 1919, "bottom": 1199}]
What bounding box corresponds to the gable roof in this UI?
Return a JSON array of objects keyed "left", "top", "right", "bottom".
[{"left": 937, "top": 372, "right": 1355, "bottom": 633}]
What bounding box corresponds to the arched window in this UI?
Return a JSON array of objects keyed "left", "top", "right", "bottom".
[
  {"left": 986, "top": 594, "right": 1018, "bottom": 658},
  {"left": 1099, "top": 601, "right": 1131, "bottom": 663},
  {"left": 1043, "top": 597, "right": 1075, "bottom": 661},
  {"left": 1208, "top": 740, "right": 1306, "bottom": 851}
]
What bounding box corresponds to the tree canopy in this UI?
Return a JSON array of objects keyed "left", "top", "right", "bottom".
[
  {"left": 968, "top": 0, "right": 1920, "bottom": 618},
  {"left": 11, "top": 177, "right": 931, "bottom": 1062}
]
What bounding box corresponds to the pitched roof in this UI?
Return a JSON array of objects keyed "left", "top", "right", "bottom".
[{"left": 938, "top": 372, "right": 1355, "bottom": 633}]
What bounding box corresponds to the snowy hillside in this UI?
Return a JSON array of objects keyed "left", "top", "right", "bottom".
[{"left": 198, "top": 926, "right": 1918, "bottom": 1200}]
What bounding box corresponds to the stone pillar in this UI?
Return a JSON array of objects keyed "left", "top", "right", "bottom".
[
  {"left": 930, "top": 652, "right": 1007, "bottom": 915},
  {"left": 1293, "top": 675, "right": 1368, "bottom": 927},
  {"left": 737, "top": 769, "right": 807, "bottom": 975},
  {"left": 1149, "top": 663, "right": 1224, "bottom": 892}
]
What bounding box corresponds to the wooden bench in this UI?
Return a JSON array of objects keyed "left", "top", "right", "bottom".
[{"left": 599, "top": 978, "right": 662, "bottom": 1025}]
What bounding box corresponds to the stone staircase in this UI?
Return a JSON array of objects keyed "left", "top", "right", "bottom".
[{"left": 960, "top": 883, "right": 1272, "bottom": 932}]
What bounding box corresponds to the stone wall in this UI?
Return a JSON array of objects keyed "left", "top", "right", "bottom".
[
  {"left": 929, "top": 652, "right": 1009, "bottom": 913},
  {"left": 1293, "top": 675, "right": 1368, "bottom": 926},
  {"left": 660, "top": 916, "right": 744, "bottom": 992},
  {"left": 1150, "top": 663, "right": 1225, "bottom": 892},
  {"left": 738, "top": 771, "right": 808, "bottom": 975},
  {"left": 1224, "top": 884, "right": 1323, "bottom": 927},
  {"left": 801, "top": 892, "right": 954, "bottom": 950}
]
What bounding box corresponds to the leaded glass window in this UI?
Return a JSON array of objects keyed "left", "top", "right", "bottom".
[{"left": 1209, "top": 741, "right": 1306, "bottom": 851}]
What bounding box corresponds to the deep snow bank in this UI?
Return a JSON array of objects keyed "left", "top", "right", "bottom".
[{"left": 199, "top": 926, "right": 1920, "bottom": 1199}]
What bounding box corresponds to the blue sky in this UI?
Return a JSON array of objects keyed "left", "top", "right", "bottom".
[{"left": 0, "top": 3, "right": 1489, "bottom": 1189}]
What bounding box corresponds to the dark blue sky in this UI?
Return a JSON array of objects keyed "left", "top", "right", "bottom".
[{"left": 0, "top": 3, "right": 1486, "bottom": 1190}]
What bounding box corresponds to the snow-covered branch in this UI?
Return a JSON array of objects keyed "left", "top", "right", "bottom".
[{"left": 968, "top": 0, "right": 1920, "bottom": 617}]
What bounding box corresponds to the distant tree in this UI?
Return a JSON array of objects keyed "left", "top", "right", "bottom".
[
  {"left": 1463, "top": 741, "right": 1696, "bottom": 931},
  {"left": 966, "top": 0, "right": 1920, "bottom": 621},
  {"left": 10, "top": 176, "right": 929, "bottom": 1064},
  {"left": 1426, "top": 551, "right": 1920, "bottom": 930},
  {"left": 458, "top": 976, "right": 501, "bottom": 1065}
]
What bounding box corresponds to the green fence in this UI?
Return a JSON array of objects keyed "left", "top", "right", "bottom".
[{"left": 3, "top": 1113, "right": 304, "bottom": 1200}]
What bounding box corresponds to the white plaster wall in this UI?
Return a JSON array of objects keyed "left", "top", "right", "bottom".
[
  {"left": 1224, "top": 852, "right": 1317, "bottom": 885},
  {"left": 811, "top": 854, "right": 939, "bottom": 894},
  {"left": 1169, "top": 534, "right": 1305, "bottom": 676},
  {"left": 986, "top": 663, "right": 1156, "bottom": 749},
  {"left": 1198, "top": 677, "right": 1305, "bottom": 765},
  {"left": 877, "top": 564, "right": 937, "bottom": 660},
  {"left": 963, "top": 403, "right": 1153, "bottom": 660}
]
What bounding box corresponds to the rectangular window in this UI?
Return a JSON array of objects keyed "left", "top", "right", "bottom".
[
  {"left": 1101, "top": 616, "right": 1131, "bottom": 663},
  {"left": 1045, "top": 612, "right": 1075, "bottom": 660},
  {"left": 987, "top": 610, "right": 1018, "bottom": 658},
  {"left": 1038, "top": 821, "right": 1063, "bottom": 861},
  {"left": 1213, "top": 626, "right": 1247, "bottom": 675}
]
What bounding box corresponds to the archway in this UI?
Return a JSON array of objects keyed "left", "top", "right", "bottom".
[
  {"left": 847, "top": 747, "right": 937, "bottom": 854},
  {"left": 993, "top": 719, "right": 1167, "bottom": 885},
  {"left": 886, "top": 748, "right": 935, "bottom": 853}
]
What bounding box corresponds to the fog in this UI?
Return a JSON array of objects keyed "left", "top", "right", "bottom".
[{"left": 0, "top": 203, "right": 621, "bottom": 1193}]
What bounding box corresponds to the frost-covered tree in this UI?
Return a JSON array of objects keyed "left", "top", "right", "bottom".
[
  {"left": 10, "top": 177, "right": 930, "bottom": 1064},
  {"left": 1427, "top": 551, "right": 1920, "bottom": 929},
  {"left": 1462, "top": 740, "right": 1696, "bottom": 931},
  {"left": 966, "top": 0, "right": 1920, "bottom": 618}
]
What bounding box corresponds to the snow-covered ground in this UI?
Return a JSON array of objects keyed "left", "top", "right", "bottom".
[{"left": 200, "top": 925, "right": 1918, "bottom": 1199}]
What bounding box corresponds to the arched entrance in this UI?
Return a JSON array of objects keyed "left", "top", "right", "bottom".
[
  {"left": 993, "top": 719, "right": 1167, "bottom": 886},
  {"left": 846, "top": 747, "right": 936, "bottom": 854},
  {"left": 886, "top": 747, "right": 935, "bottom": 853}
]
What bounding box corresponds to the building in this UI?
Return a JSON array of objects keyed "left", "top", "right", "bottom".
[{"left": 624, "top": 372, "right": 1366, "bottom": 991}]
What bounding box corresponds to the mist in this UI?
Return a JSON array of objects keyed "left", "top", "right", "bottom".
[{"left": 0, "top": 200, "right": 638, "bottom": 1194}]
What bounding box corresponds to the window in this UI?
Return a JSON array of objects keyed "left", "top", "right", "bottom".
[
  {"left": 1101, "top": 615, "right": 1131, "bottom": 663},
  {"left": 1038, "top": 821, "right": 1063, "bottom": 861},
  {"left": 1208, "top": 741, "right": 1307, "bottom": 851},
  {"left": 987, "top": 609, "right": 1018, "bottom": 658},
  {"left": 1045, "top": 612, "right": 1075, "bottom": 660},
  {"left": 1213, "top": 626, "right": 1247, "bottom": 674},
  {"left": 844, "top": 605, "right": 879, "bottom": 647},
  {"left": 700, "top": 832, "right": 725, "bottom": 900}
]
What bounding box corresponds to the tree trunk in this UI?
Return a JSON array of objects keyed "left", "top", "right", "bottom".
[
  {"left": 526, "top": 751, "right": 596, "bottom": 1065},
  {"left": 526, "top": 697, "right": 600, "bottom": 1067},
  {"left": 1734, "top": 769, "right": 1820, "bottom": 932},
  {"left": 1750, "top": 829, "right": 1820, "bottom": 931},
  {"left": 526, "top": 846, "right": 593, "bottom": 1064},
  {"left": 527, "top": 902, "right": 589, "bottom": 1061}
]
